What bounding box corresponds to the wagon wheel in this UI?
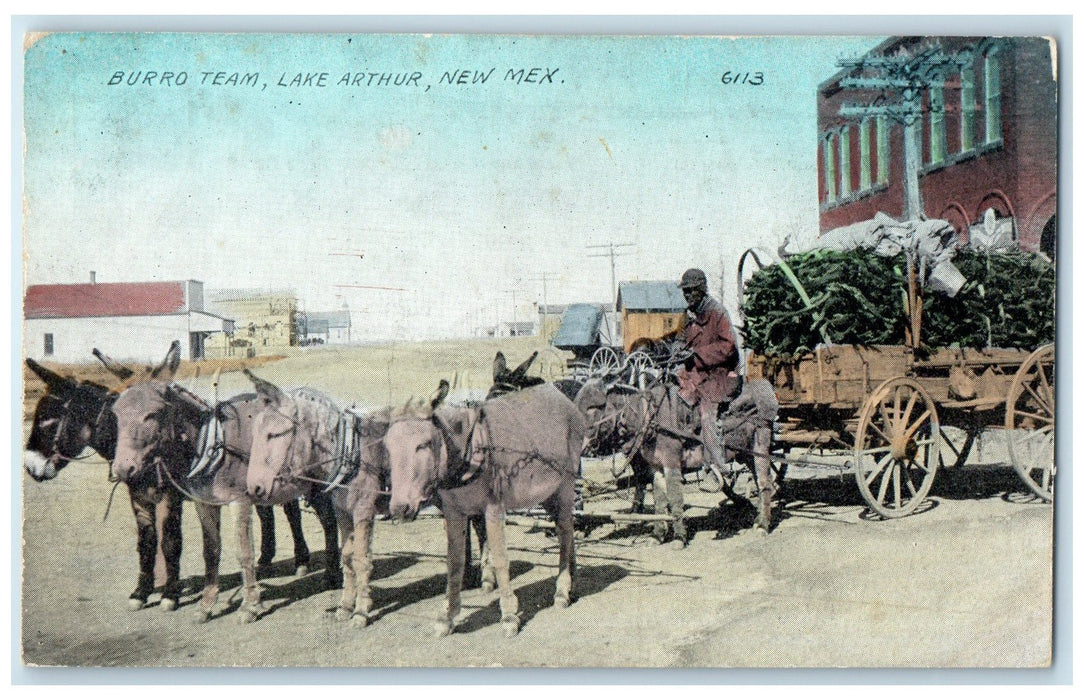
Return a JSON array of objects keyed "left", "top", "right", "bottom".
[
  {"left": 624, "top": 350, "right": 657, "bottom": 388},
  {"left": 853, "top": 377, "right": 941, "bottom": 519},
  {"left": 589, "top": 346, "right": 621, "bottom": 377},
  {"left": 1005, "top": 344, "right": 1055, "bottom": 502}
]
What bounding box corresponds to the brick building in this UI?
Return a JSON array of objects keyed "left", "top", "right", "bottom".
[{"left": 817, "top": 36, "right": 1057, "bottom": 258}]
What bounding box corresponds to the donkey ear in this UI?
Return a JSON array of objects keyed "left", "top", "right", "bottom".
[
  {"left": 492, "top": 352, "right": 508, "bottom": 381},
  {"left": 151, "top": 341, "right": 182, "bottom": 381},
  {"left": 92, "top": 348, "right": 135, "bottom": 380},
  {"left": 26, "top": 358, "right": 71, "bottom": 390},
  {"left": 430, "top": 379, "right": 450, "bottom": 410},
  {"left": 243, "top": 369, "right": 285, "bottom": 407},
  {"left": 510, "top": 351, "right": 539, "bottom": 380}
]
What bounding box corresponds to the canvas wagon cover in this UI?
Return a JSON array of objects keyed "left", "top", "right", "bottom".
[{"left": 552, "top": 303, "right": 603, "bottom": 349}]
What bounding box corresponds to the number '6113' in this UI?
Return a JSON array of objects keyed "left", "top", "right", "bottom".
[{"left": 721, "top": 71, "right": 764, "bottom": 85}]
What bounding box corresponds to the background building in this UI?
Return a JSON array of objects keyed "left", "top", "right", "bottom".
[
  {"left": 24, "top": 278, "right": 232, "bottom": 362},
  {"left": 817, "top": 36, "right": 1057, "bottom": 258},
  {"left": 205, "top": 288, "right": 297, "bottom": 357},
  {"left": 298, "top": 304, "right": 352, "bottom": 345}
]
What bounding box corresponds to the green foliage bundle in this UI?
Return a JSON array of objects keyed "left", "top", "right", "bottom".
[{"left": 741, "top": 249, "right": 1055, "bottom": 357}]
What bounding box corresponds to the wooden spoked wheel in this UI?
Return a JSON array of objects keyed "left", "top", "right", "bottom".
[
  {"left": 1005, "top": 344, "right": 1055, "bottom": 502},
  {"left": 854, "top": 377, "right": 941, "bottom": 518},
  {"left": 623, "top": 350, "right": 657, "bottom": 387},
  {"left": 589, "top": 346, "right": 621, "bottom": 377}
]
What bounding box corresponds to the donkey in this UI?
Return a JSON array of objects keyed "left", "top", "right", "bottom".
[
  {"left": 574, "top": 376, "right": 779, "bottom": 538},
  {"left": 244, "top": 370, "right": 497, "bottom": 628},
  {"left": 109, "top": 346, "right": 340, "bottom": 623},
  {"left": 22, "top": 357, "right": 184, "bottom": 610},
  {"left": 386, "top": 379, "right": 586, "bottom": 637}
]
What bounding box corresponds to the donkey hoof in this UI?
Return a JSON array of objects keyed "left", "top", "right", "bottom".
[
  {"left": 160, "top": 598, "right": 178, "bottom": 613},
  {"left": 335, "top": 606, "right": 353, "bottom": 622},
  {"left": 554, "top": 595, "right": 571, "bottom": 609},
  {"left": 192, "top": 608, "right": 212, "bottom": 624},
  {"left": 501, "top": 616, "right": 521, "bottom": 638},
  {"left": 351, "top": 612, "right": 371, "bottom": 629},
  {"left": 433, "top": 619, "right": 455, "bottom": 637},
  {"left": 295, "top": 565, "right": 310, "bottom": 577},
  {"left": 481, "top": 581, "right": 496, "bottom": 594},
  {"left": 238, "top": 609, "right": 259, "bottom": 625},
  {"left": 127, "top": 597, "right": 147, "bottom": 612}
]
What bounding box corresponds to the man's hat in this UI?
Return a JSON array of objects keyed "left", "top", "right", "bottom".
[{"left": 680, "top": 268, "right": 707, "bottom": 289}]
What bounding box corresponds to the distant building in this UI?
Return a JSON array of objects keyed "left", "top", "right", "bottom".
[
  {"left": 205, "top": 288, "right": 297, "bottom": 356},
  {"left": 298, "top": 304, "right": 352, "bottom": 345},
  {"left": 616, "top": 281, "right": 686, "bottom": 353},
  {"left": 23, "top": 278, "right": 232, "bottom": 362},
  {"left": 536, "top": 303, "right": 569, "bottom": 342},
  {"left": 817, "top": 36, "right": 1057, "bottom": 257}
]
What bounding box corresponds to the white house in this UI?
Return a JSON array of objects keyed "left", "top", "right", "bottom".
[{"left": 23, "top": 279, "right": 233, "bottom": 363}]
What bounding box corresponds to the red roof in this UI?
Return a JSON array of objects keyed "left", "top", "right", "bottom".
[{"left": 24, "top": 281, "right": 189, "bottom": 319}]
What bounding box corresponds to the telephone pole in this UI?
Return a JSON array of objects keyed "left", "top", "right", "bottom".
[
  {"left": 586, "top": 242, "right": 635, "bottom": 311},
  {"left": 836, "top": 42, "right": 985, "bottom": 220}
]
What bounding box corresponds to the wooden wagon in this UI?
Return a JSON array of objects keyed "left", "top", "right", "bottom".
[{"left": 744, "top": 321, "right": 1054, "bottom": 517}]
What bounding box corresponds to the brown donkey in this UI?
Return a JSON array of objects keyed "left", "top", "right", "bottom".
[
  {"left": 109, "top": 346, "right": 339, "bottom": 623},
  {"left": 385, "top": 380, "right": 586, "bottom": 637}
]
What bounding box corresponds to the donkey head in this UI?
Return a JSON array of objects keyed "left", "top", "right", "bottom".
[
  {"left": 24, "top": 360, "right": 115, "bottom": 481},
  {"left": 385, "top": 380, "right": 456, "bottom": 522},
  {"left": 110, "top": 343, "right": 199, "bottom": 484}
]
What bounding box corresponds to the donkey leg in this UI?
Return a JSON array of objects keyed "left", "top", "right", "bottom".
[
  {"left": 158, "top": 489, "right": 184, "bottom": 611},
  {"left": 650, "top": 469, "right": 670, "bottom": 543},
  {"left": 311, "top": 492, "right": 342, "bottom": 589},
  {"left": 477, "top": 516, "right": 495, "bottom": 593},
  {"left": 350, "top": 518, "right": 376, "bottom": 628},
  {"left": 435, "top": 516, "right": 468, "bottom": 637},
  {"left": 547, "top": 487, "right": 577, "bottom": 608},
  {"left": 254, "top": 504, "right": 276, "bottom": 577},
  {"left": 234, "top": 502, "right": 264, "bottom": 624},
  {"left": 484, "top": 508, "right": 520, "bottom": 637},
  {"left": 335, "top": 515, "right": 356, "bottom": 622},
  {"left": 282, "top": 499, "right": 310, "bottom": 576},
  {"left": 753, "top": 425, "right": 776, "bottom": 534},
  {"left": 128, "top": 487, "right": 158, "bottom": 610},
  {"left": 193, "top": 503, "right": 222, "bottom": 623},
  {"left": 665, "top": 465, "right": 687, "bottom": 548}
]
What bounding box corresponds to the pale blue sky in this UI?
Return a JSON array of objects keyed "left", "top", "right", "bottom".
[{"left": 23, "top": 32, "right": 882, "bottom": 339}]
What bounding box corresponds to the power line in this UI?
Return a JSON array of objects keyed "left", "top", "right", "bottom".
[{"left": 586, "top": 242, "right": 634, "bottom": 310}]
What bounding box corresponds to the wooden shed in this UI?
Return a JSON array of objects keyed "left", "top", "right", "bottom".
[{"left": 616, "top": 281, "right": 687, "bottom": 353}]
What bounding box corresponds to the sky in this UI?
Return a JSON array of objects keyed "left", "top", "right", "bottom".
[{"left": 22, "top": 32, "right": 884, "bottom": 340}]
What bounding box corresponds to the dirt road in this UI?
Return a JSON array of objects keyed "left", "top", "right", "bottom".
[{"left": 21, "top": 447, "right": 1052, "bottom": 668}]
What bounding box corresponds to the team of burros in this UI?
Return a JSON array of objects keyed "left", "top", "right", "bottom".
[{"left": 24, "top": 268, "right": 776, "bottom": 637}]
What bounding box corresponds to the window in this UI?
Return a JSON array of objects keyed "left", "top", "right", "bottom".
[
  {"left": 929, "top": 85, "right": 946, "bottom": 164},
  {"left": 984, "top": 48, "right": 1002, "bottom": 144},
  {"left": 823, "top": 133, "right": 837, "bottom": 203},
  {"left": 43, "top": 333, "right": 53, "bottom": 356},
  {"left": 859, "top": 117, "right": 871, "bottom": 190},
  {"left": 876, "top": 115, "right": 890, "bottom": 184},
  {"left": 839, "top": 126, "right": 851, "bottom": 198},
  {"left": 960, "top": 65, "right": 975, "bottom": 151}
]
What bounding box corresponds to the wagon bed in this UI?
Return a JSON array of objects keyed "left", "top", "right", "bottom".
[{"left": 745, "top": 342, "right": 1055, "bottom": 518}]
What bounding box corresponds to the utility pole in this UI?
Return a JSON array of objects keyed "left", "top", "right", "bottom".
[
  {"left": 586, "top": 242, "right": 634, "bottom": 310},
  {"left": 529, "top": 272, "right": 558, "bottom": 339},
  {"left": 503, "top": 288, "right": 520, "bottom": 336},
  {"left": 836, "top": 42, "right": 982, "bottom": 221}
]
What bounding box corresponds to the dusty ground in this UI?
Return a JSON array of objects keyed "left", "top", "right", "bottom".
[{"left": 19, "top": 340, "right": 1054, "bottom": 669}]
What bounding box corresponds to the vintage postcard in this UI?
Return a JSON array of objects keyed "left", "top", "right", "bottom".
[{"left": 18, "top": 28, "right": 1058, "bottom": 671}]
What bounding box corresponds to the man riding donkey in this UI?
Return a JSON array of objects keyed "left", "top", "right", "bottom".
[{"left": 664, "top": 268, "right": 777, "bottom": 537}]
